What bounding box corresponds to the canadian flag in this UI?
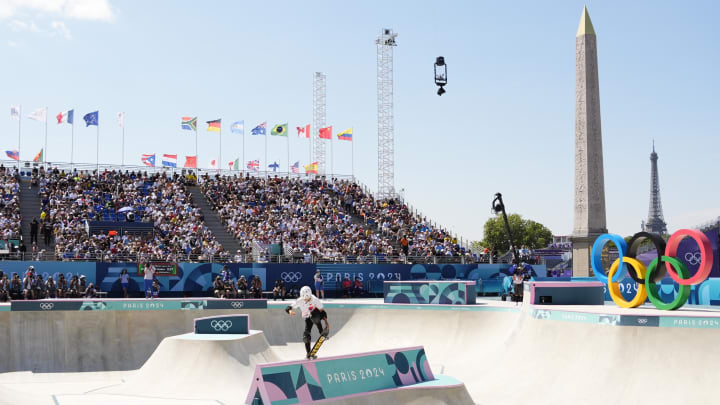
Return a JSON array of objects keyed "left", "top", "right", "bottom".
[
  {"left": 297, "top": 124, "right": 310, "bottom": 138},
  {"left": 184, "top": 156, "right": 197, "bottom": 168}
]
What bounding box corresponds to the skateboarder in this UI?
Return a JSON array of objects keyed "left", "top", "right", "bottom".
[{"left": 285, "top": 286, "right": 330, "bottom": 359}]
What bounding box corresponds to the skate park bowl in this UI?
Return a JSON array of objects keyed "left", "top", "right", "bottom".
[{"left": 0, "top": 296, "right": 719, "bottom": 404}]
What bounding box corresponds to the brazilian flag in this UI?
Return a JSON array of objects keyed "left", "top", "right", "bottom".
[{"left": 271, "top": 123, "right": 288, "bottom": 136}]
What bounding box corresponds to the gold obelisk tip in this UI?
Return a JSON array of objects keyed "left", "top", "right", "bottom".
[{"left": 577, "top": 6, "right": 596, "bottom": 37}]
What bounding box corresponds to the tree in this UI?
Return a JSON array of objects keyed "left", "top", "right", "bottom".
[{"left": 481, "top": 214, "right": 553, "bottom": 252}]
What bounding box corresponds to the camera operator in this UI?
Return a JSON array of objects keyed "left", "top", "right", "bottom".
[{"left": 511, "top": 263, "right": 526, "bottom": 306}]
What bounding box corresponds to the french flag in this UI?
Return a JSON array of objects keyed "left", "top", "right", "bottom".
[
  {"left": 162, "top": 154, "right": 177, "bottom": 167},
  {"left": 141, "top": 154, "right": 155, "bottom": 167},
  {"left": 56, "top": 110, "right": 73, "bottom": 125}
]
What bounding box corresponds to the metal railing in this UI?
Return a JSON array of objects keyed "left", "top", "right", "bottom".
[{"left": 0, "top": 251, "right": 481, "bottom": 265}]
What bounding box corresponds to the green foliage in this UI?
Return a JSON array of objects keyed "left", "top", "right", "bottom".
[{"left": 482, "top": 213, "right": 553, "bottom": 252}]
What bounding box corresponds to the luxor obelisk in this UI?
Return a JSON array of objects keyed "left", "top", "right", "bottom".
[{"left": 571, "top": 6, "right": 607, "bottom": 277}]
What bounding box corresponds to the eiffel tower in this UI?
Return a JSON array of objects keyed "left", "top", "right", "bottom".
[{"left": 643, "top": 141, "right": 667, "bottom": 234}]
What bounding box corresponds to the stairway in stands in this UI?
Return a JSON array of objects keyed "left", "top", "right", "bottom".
[
  {"left": 187, "top": 185, "right": 241, "bottom": 254},
  {"left": 18, "top": 178, "right": 55, "bottom": 253}
]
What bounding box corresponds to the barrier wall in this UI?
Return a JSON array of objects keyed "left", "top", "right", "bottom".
[
  {"left": 0, "top": 262, "right": 543, "bottom": 296},
  {"left": 194, "top": 314, "right": 250, "bottom": 334},
  {"left": 384, "top": 281, "right": 476, "bottom": 305},
  {"left": 246, "top": 346, "right": 434, "bottom": 404}
]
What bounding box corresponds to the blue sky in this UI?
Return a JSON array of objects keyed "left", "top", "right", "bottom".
[{"left": 1, "top": 0, "right": 718, "bottom": 242}]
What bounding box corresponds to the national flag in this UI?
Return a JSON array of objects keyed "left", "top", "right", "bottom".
[
  {"left": 181, "top": 116, "right": 197, "bottom": 131},
  {"left": 337, "top": 128, "right": 353, "bottom": 141},
  {"left": 318, "top": 126, "right": 332, "bottom": 139},
  {"left": 141, "top": 153, "right": 155, "bottom": 167},
  {"left": 56, "top": 110, "right": 74, "bottom": 124},
  {"left": 28, "top": 107, "right": 48, "bottom": 122},
  {"left": 5, "top": 150, "right": 19, "bottom": 161},
  {"left": 206, "top": 119, "right": 221, "bottom": 132},
  {"left": 271, "top": 123, "right": 288, "bottom": 136},
  {"left": 33, "top": 149, "right": 43, "bottom": 163},
  {"left": 83, "top": 111, "right": 99, "bottom": 126},
  {"left": 251, "top": 122, "right": 266, "bottom": 135},
  {"left": 209, "top": 159, "right": 217, "bottom": 169},
  {"left": 162, "top": 154, "right": 177, "bottom": 167},
  {"left": 231, "top": 158, "right": 240, "bottom": 170},
  {"left": 291, "top": 161, "right": 300, "bottom": 174},
  {"left": 304, "top": 161, "right": 318, "bottom": 174},
  {"left": 230, "top": 121, "right": 244, "bottom": 135},
  {"left": 247, "top": 160, "right": 259, "bottom": 171},
  {"left": 269, "top": 161, "right": 280, "bottom": 172},
  {"left": 10, "top": 106, "right": 20, "bottom": 121},
  {"left": 184, "top": 156, "right": 197, "bottom": 168},
  {"left": 296, "top": 124, "right": 310, "bottom": 138},
  {"left": 117, "top": 112, "right": 125, "bottom": 128}
]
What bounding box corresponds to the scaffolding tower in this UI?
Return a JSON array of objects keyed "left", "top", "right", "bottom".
[
  {"left": 376, "top": 28, "right": 397, "bottom": 200},
  {"left": 312, "top": 72, "right": 327, "bottom": 175}
]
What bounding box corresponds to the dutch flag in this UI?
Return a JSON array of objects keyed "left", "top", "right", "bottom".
[{"left": 162, "top": 154, "right": 177, "bottom": 168}]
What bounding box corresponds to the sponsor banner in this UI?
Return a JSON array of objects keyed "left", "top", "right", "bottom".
[
  {"left": 246, "top": 346, "right": 434, "bottom": 404},
  {"left": 383, "top": 281, "right": 475, "bottom": 305},
  {"left": 194, "top": 314, "right": 249, "bottom": 334},
  {"left": 205, "top": 299, "right": 267, "bottom": 310},
  {"left": 137, "top": 262, "right": 178, "bottom": 276}
]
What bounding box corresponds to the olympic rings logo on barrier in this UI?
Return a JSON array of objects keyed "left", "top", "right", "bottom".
[
  {"left": 39, "top": 303, "right": 55, "bottom": 310},
  {"left": 210, "top": 320, "right": 233, "bottom": 332},
  {"left": 591, "top": 229, "right": 714, "bottom": 310},
  {"left": 230, "top": 302, "right": 244, "bottom": 309},
  {"left": 281, "top": 272, "right": 301, "bottom": 283}
]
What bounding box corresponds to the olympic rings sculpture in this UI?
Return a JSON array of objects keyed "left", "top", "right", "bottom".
[
  {"left": 591, "top": 229, "right": 714, "bottom": 310},
  {"left": 210, "top": 320, "right": 233, "bottom": 332}
]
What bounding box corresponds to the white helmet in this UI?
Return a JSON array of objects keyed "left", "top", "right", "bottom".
[{"left": 300, "top": 286, "right": 312, "bottom": 299}]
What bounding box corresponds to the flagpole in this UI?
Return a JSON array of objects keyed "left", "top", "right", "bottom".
[
  {"left": 264, "top": 129, "right": 267, "bottom": 177},
  {"left": 44, "top": 107, "right": 48, "bottom": 164},
  {"left": 352, "top": 128, "right": 355, "bottom": 180},
  {"left": 121, "top": 114, "right": 125, "bottom": 167},
  {"left": 330, "top": 133, "right": 334, "bottom": 177},
  {"left": 219, "top": 123, "right": 222, "bottom": 174},
  {"left": 286, "top": 134, "right": 289, "bottom": 176},
  {"left": 242, "top": 128, "right": 245, "bottom": 176},
  {"left": 194, "top": 125, "right": 198, "bottom": 176},
  {"left": 70, "top": 114, "right": 74, "bottom": 167},
  {"left": 17, "top": 106, "right": 21, "bottom": 169},
  {"left": 96, "top": 121, "right": 100, "bottom": 176}
]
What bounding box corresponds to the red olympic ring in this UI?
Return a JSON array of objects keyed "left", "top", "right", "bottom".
[{"left": 664, "top": 229, "right": 713, "bottom": 286}]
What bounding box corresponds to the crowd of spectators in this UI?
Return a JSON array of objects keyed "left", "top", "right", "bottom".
[
  {"left": 0, "top": 266, "right": 100, "bottom": 302},
  {"left": 200, "top": 174, "right": 471, "bottom": 262},
  {"left": 32, "top": 167, "right": 225, "bottom": 262},
  {"left": 0, "top": 166, "right": 22, "bottom": 243}
]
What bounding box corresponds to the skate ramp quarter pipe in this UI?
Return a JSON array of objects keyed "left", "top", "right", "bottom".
[{"left": 245, "top": 346, "right": 471, "bottom": 405}]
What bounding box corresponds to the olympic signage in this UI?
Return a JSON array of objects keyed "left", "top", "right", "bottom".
[
  {"left": 591, "top": 229, "right": 714, "bottom": 310},
  {"left": 194, "top": 314, "right": 249, "bottom": 335}
]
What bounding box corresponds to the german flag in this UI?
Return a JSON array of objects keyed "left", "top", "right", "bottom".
[{"left": 206, "top": 119, "right": 221, "bottom": 132}]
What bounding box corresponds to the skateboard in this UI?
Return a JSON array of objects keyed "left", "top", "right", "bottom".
[{"left": 307, "top": 334, "right": 327, "bottom": 359}]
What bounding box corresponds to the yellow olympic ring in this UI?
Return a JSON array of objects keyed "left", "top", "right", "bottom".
[{"left": 607, "top": 257, "right": 647, "bottom": 308}]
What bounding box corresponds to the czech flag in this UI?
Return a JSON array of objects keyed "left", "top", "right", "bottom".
[
  {"left": 5, "top": 150, "right": 19, "bottom": 161},
  {"left": 141, "top": 154, "right": 156, "bottom": 167},
  {"left": 56, "top": 110, "right": 74, "bottom": 125},
  {"left": 206, "top": 119, "right": 221, "bottom": 132},
  {"left": 162, "top": 154, "right": 177, "bottom": 167},
  {"left": 337, "top": 128, "right": 353, "bottom": 141}
]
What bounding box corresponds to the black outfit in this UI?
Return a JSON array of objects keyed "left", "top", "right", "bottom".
[
  {"left": 30, "top": 220, "right": 39, "bottom": 244},
  {"left": 303, "top": 308, "right": 327, "bottom": 354}
]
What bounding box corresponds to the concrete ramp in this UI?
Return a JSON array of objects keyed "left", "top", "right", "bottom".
[{"left": 95, "top": 331, "right": 279, "bottom": 404}]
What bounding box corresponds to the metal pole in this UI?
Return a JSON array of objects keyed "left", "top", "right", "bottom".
[
  {"left": 219, "top": 123, "right": 222, "bottom": 174},
  {"left": 242, "top": 127, "right": 245, "bottom": 175},
  {"left": 286, "top": 135, "right": 289, "bottom": 176},
  {"left": 351, "top": 127, "right": 354, "bottom": 180},
  {"left": 264, "top": 130, "right": 267, "bottom": 176},
  {"left": 44, "top": 107, "right": 47, "bottom": 163},
  {"left": 195, "top": 126, "right": 198, "bottom": 176},
  {"left": 70, "top": 116, "right": 74, "bottom": 166},
  {"left": 96, "top": 122, "right": 100, "bottom": 175},
  {"left": 121, "top": 115, "right": 125, "bottom": 166},
  {"left": 331, "top": 133, "right": 334, "bottom": 177},
  {"left": 17, "top": 106, "right": 21, "bottom": 168}
]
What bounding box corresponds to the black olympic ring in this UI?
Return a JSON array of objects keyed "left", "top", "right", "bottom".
[{"left": 626, "top": 232, "right": 667, "bottom": 284}]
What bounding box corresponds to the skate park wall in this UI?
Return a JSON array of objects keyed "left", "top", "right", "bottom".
[
  {"left": 383, "top": 280, "right": 476, "bottom": 304},
  {"left": 246, "top": 346, "right": 439, "bottom": 404}
]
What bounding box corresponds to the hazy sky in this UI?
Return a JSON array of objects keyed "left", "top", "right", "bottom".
[{"left": 1, "top": 0, "right": 718, "bottom": 242}]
